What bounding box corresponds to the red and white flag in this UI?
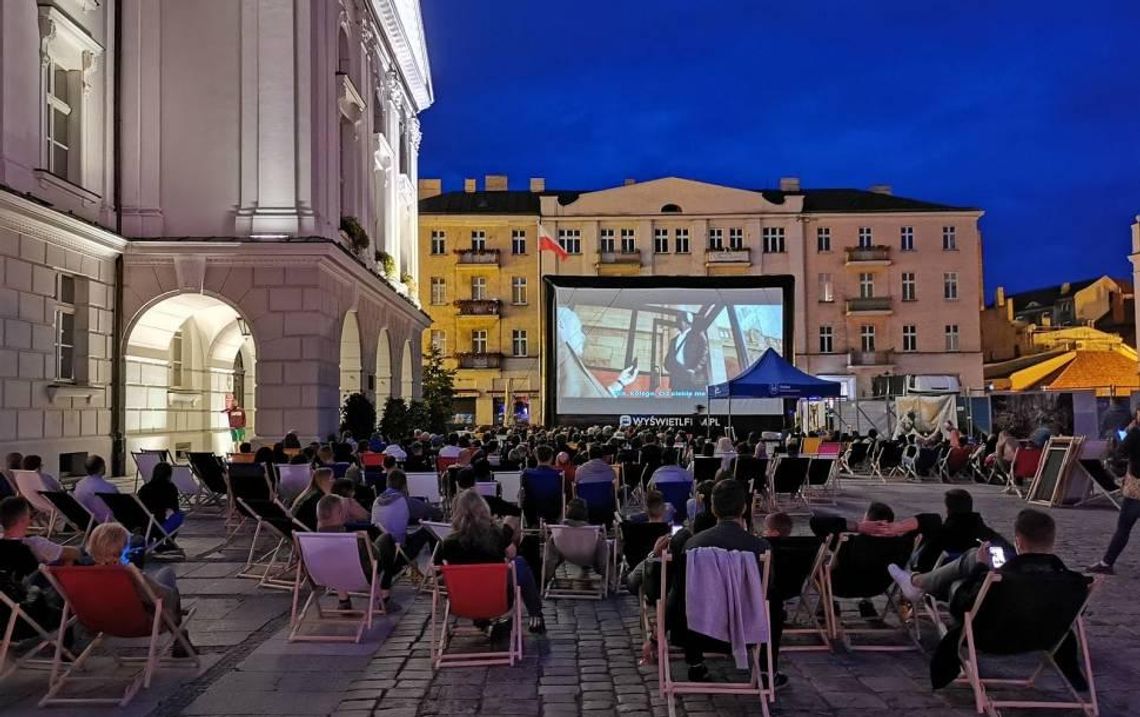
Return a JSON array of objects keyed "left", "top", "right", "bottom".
[{"left": 538, "top": 223, "right": 568, "bottom": 261}]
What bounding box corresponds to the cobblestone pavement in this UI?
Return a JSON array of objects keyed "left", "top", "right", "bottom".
[{"left": 3, "top": 480, "right": 1138, "bottom": 716}]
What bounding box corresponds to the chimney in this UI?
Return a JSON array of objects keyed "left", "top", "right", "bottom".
[
  {"left": 623, "top": 178, "right": 636, "bottom": 186},
  {"left": 529, "top": 177, "right": 545, "bottom": 193},
  {"left": 869, "top": 184, "right": 893, "bottom": 195},
  {"left": 779, "top": 176, "right": 800, "bottom": 192},
  {"left": 418, "top": 178, "right": 442, "bottom": 200},
  {"left": 995, "top": 286, "right": 1005, "bottom": 307},
  {"left": 1060, "top": 281, "right": 1071, "bottom": 295},
  {"left": 484, "top": 174, "right": 508, "bottom": 192},
  {"left": 463, "top": 178, "right": 476, "bottom": 193}
]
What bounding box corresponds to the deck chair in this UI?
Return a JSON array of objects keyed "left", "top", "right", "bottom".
[
  {"left": 360, "top": 452, "right": 385, "bottom": 469},
  {"left": 542, "top": 524, "right": 610, "bottom": 599},
  {"left": 768, "top": 536, "right": 831, "bottom": 652},
  {"left": 436, "top": 456, "right": 458, "bottom": 475},
  {"left": 872, "top": 441, "right": 904, "bottom": 482},
  {"left": 165, "top": 464, "right": 205, "bottom": 509},
  {"left": 620, "top": 462, "right": 646, "bottom": 497},
  {"left": 131, "top": 451, "right": 163, "bottom": 492},
  {"left": 654, "top": 481, "right": 693, "bottom": 526},
  {"left": 0, "top": 590, "right": 77, "bottom": 680},
  {"left": 801, "top": 436, "right": 823, "bottom": 456},
  {"left": 96, "top": 492, "right": 183, "bottom": 556},
  {"left": 474, "top": 482, "right": 499, "bottom": 498},
  {"left": 576, "top": 481, "right": 618, "bottom": 529},
  {"left": 38, "top": 491, "right": 97, "bottom": 546},
  {"left": 11, "top": 471, "right": 63, "bottom": 537},
  {"left": 822, "top": 532, "right": 919, "bottom": 651},
  {"left": 225, "top": 463, "right": 274, "bottom": 531},
  {"left": 38, "top": 564, "right": 198, "bottom": 707},
  {"left": 616, "top": 520, "right": 670, "bottom": 586},
  {"left": 431, "top": 561, "right": 522, "bottom": 669},
  {"left": 405, "top": 472, "right": 443, "bottom": 505},
  {"left": 734, "top": 456, "right": 770, "bottom": 515},
  {"left": 289, "top": 532, "right": 383, "bottom": 643},
  {"left": 1008, "top": 445, "right": 1042, "bottom": 498},
  {"left": 187, "top": 452, "right": 228, "bottom": 507},
  {"left": 520, "top": 472, "right": 566, "bottom": 532},
  {"left": 658, "top": 550, "right": 775, "bottom": 717},
  {"left": 768, "top": 456, "right": 810, "bottom": 511},
  {"left": 804, "top": 457, "right": 839, "bottom": 503},
  {"left": 816, "top": 441, "right": 843, "bottom": 458},
  {"left": 275, "top": 463, "right": 312, "bottom": 504},
  {"left": 227, "top": 452, "right": 255, "bottom": 464},
  {"left": 332, "top": 462, "right": 353, "bottom": 479},
  {"left": 934, "top": 570, "right": 1100, "bottom": 717},
  {"left": 839, "top": 441, "right": 870, "bottom": 476},
  {"left": 493, "top": 471, "right": 522, "bottom": 505},
  {"left": 236, "top": 497, "right": 310, "bottom": 589},
  {"left": 691, "top": 456, "right": 720, "bottom": 482}
]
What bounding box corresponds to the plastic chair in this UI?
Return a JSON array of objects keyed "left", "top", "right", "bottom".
[
  {"left": 431, "top": 561, "right": 522, "bottom": 669},
  {"left": 274, "top": 464, "right": 312, "bottom": 504},
  {"left": 37, "top": 564, "right": 198, "bottom": 707},
  {"left": 290, "top": 532, "right": 383, "bottom": 643}
]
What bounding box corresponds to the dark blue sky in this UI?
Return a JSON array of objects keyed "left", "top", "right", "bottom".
[{"left": 418, "top": 1, "right": 1140, "bottom": 297}]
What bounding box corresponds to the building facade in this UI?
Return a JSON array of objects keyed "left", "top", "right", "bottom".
[
  {"left": 419, "top": 175, "right": 985, "bottom": 425},
  {"left": 0, "top": 0, "right": 433, "bottom": 478}
]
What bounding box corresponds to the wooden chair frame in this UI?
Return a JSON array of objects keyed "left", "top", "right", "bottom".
[
  {"left": 430, "top": 561, "right": 523, "bottom": 669},
  {"left": 235, "top": 497, "right": 309, "bottom": 590},
  {"left": 289, "top": 532, "right": 385, "bottom": 643},
  {"left": 0, "top": 592, "right": 78, "bottom": 680},
  {"left": 821, "top": 533, "right": 920, "bottom": 651},
  {"left": 779, "top": 540, "right": 833, "bottom": 652},
  {"left": 541, "top": 523, "right": 610, "bottom": 600}
]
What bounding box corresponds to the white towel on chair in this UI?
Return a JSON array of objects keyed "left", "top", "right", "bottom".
[{"left": 685, "top": 547, "right": 768, "bottom": 669}]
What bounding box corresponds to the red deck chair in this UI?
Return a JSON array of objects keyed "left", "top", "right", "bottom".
[
  {"left": 37, "top": 564, "right": 198, "bottom": 707},
  {"left": 1008, "top": 445, "right": 1043, "bottom": 498},
  {"left": 431, "top": 561, "right": 522, "bottom": 669},
  {"left": 361, "top": 452, "right": 385, "bottom": 469},
  {"left": 436, "top": 456, "right": 458, "bottom": 475}
]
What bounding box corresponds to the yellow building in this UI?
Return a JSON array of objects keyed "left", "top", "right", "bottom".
[{"left": 419, "top": 174, "right": 985, "bottom": 424}]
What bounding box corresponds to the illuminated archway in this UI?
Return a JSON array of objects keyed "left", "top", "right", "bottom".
[
  {"left": 340, "top": 311, "right": 363, "bottom": 401},
  {"left": 400, "top": 339, "right": 413, "bottom": 398},
  {"left": 375, "top": 328, "right": 392, "bottom": 401}
]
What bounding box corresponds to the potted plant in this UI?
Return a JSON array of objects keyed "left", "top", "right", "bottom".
[
  {"left": 339, "top": 216, "right": 370, "bottom": 254},
  {"left": 400, "top": 272, "right": 416, "bottom": 293},
  {"left": 375, "top": 250, "right": 396, "bottom": 280}
]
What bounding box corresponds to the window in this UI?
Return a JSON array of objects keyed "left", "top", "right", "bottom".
[
  {"left": 945, "top": 324, "right": 960, "bottom": 351},
  {"left": 942, "top": 225, "right": 957, "bottom": 251},
  {"left": 818, "top": 326, "right": 834, "bottom": 354},
  {"left": 557, "top": 228, "right": 581, "bottom": 254},
  {"left": 818, "top": 273, "right": 834, "bottom": 303},
  {"left": 901, "top": 272, "right": 916, "bottom": 301},
  {"left": 858, "top": 272, "right": 875, "bottom": 299},
  {"left": 511, "top": 229, "right": 526, "bottom": 255},
  {"left": 729, "top": 227, "right": 743, "bottom": 251},
  {"left": 674, "top": 228, "right": 690, "bottom": 254},
  {"left": 858, "top": 227, "right": 873, "bottom": 249},
  {"left": 708, "top": 228, "right": 723, "bottom": 250},
  {"left": 170, "top": 330, "right": 184, "bottom": 388},
  {"left": 620, "top": 228, "right": 636, "bottom": 253},
  {"left": 902, "top": 325, "right": 917, "bottom": 352},
  {"left": 511, "top": 329, "right": 528, "bottom": 357},
  {"left": 860, "top": 325, "right": 876, "bottom": 352},
  {"left": 762, "top": 227, "right": 785, "bottom": 253},
  {"left": 654, "top": 228, "right": 669, "bottom": 254},
  {"left": 471, "top": 330, "right": 488, "bottom": 354},
  {"left": 470, "top": 276, "right": 487, "bottom": 301},
  {"left": 430, "top": 230, "right": 446, "bottom": 255},
  {"left": 599, "top": 228, "right": 615, "bottom": 253},
  {"left": 470, "top": 230, "right": 486, "bottom": 252},
  {"left": 430, "top": 277, "right": 446, "bottom": 305},
  {"left": 430, "top": 330, "right": 446, "bottom": 354},
  {"left": 511, "top": 277, "right": 527, "bottom": 305},
  {"left": 900, "top": 226, "right": 914, "bottom": 252},
  {"left": 816, "top": 227, "right": 831, "bottom": 252},
  {"left": 44, "top": 61, "right": 77, "bottom": 182},
  {"left": 54, "top": 275, "right": 76, "bottom": 382},
  {"left": 943, "top": 272, "right": 959, "bottom": 300}
]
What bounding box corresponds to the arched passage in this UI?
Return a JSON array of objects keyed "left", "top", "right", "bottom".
[
  {"left": 340, "top": 310, "right": 363, "bottom": 402},
  {"left": 124, "top": 293, "right": 256, "bottom": 460},
  {"left": 400, "top": 339, "right": 414, "bottom": 398},
  {"left": 376, "top": 328, "right": 392, "bottom": 402}
]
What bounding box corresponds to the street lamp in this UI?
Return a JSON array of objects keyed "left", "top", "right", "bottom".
[{"left": 235, "top": 316, "right": 251, "bottom": 337}]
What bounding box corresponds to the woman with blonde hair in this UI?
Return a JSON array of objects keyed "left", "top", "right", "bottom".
[
  {"left": 434, "top": 488, "right": 545, "bottom": 633},
  {"left": 291, "top": 466, "right": 334, "bottom": 530},
  {"left": 86, "top": 522, "right": 193, "bottom": 657}
]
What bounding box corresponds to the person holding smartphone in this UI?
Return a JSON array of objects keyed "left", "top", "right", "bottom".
[{"left": 1088, "top": 408, "right": 1140, "bottom": 575}]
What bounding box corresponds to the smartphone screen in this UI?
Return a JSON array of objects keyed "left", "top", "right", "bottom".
[
  {"left": 1119, "top": 429, "right": 1128, "bottom": 440},
  {"left": 989, "top": 546, "right": 1006, "bottom": 568},
  {"left": 670, "top": 524, "right": 683, "bottom": 536},
  {"left": 119, "top": 546, "right": 133, "bottom": 566}
]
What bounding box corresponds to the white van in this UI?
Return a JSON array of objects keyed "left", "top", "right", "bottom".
[{"left": 905, "top": 374, "right": 961, "bottom": 394}]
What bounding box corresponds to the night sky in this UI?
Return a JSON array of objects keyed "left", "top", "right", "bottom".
[{"left": 418, "top": 1, "right": 1140, "bottom": 297}]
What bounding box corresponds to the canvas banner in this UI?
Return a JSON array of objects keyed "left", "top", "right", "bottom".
[{"left": 893, "top": 395, "right": 956, "bottom": 439}]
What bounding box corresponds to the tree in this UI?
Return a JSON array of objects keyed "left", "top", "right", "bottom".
[
  {"left": 340, "top": 392, "right": 376, "bottom": 441},
  {"left": 407, "top": 399, "right": 430, "bottom": 434},
  {"left": 420, "top": 345, "right": 456, "bottom": 434},
  {"left": 379, "top": 397, "right": 410, "bottom": 441}
]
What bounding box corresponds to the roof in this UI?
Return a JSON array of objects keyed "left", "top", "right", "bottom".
[
  {"left": 419, "top": 183, "right": 974, "bottom": 215},
  {"left": 1031, "top": 350, "right": 1140, "bottom": 393},
  {"left": 1007, "top": 278, "right": 1104, "bottom": 312},
  {"left": 707, "top": 348, "right": 842, "bottom": 399}
]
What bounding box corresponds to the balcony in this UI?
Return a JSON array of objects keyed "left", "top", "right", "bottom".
[
  {"left": 456, "top": 352, "right": 503, "bottom": 369},
  {"left": 595, "top": 249, "right": 642, "bottom": 275},
  {"left": 848, "top": 349, "right": 894, "bottom": 367},
  {"left": 705, "top": 248, "right": 752, "bottom": 266},
  {"left": 454, "top": 298, "right": 501, "bottom": 316},
  {"left": 845, "top": 296, "right": 893, "bottom": 315},
  {"left": 845, "top": 245, "right": 892, "bottom": 266},
  {"left": 455, "top": 248, "right": 500, "bottom": 267}
]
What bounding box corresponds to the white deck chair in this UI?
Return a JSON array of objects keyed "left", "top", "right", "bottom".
[
  {"left": 290, "top": 532, "right": 384, "bottom": 643},
  {"left": 474, "top": 482, "right": 498, "bottom": 498},
  {"left": 131, "top": 452, "right": 163, "bottom": 492},
  {"left": 542, "top": 524, "right": 610, "bottom": 600},
  {"left": 405, "top": 472, "right": 442, "bottom": 504},
  {"left": 170, "top": 465, "right": 204, "bottom": 508},
  {"left": 10, "top": 471, "right": 61, "bottom": 537},
  {"left": 493, "top": 471, "right": 522, "bottom": 504},
  {"left": 274, "top": 464, "right": 312, "bottom": 504}
]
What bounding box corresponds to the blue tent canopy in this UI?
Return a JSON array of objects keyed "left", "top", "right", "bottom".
[{"left": 707, "top": 348, "right": 842, "bottom": 399}]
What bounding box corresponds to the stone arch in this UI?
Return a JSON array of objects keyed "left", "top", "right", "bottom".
[
  {"left": 376, "top": 328, "right": 393, "bottom": 402},
  {"left": 339, "top": 310, "right": 363, "bottom": 402}
]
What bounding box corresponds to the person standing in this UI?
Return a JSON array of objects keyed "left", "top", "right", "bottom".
[{"left": 1088, "top": 409, "right": 1140, "bottom": 575}]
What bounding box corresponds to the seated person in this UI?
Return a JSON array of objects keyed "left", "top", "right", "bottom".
[
  {"left": 87, "top": 522, "right": 194, "bottom": 657},
  {"left": 574, "top": 445, "right": 614, "bottom": 485},
  {"left": 762, "top": 511, "right": 793, "bottom": 539},
  {"left": 435, "top": 489, "right": 544, "bottom": 633},
  {"left": 314, "top": 494, "right": 365, "bottom": 610},
  {"left": 648, "top": 451, "right": 694, "bottom": 487},
  {"left": 1, "top": 496, "right": 81, "bottom": 567},
  {"left": 21, "top": 455, "right": 64, "bottom": 492},
  {"left": 330, "top": 478, "right": 373, "bottom": 526},
  {"left": 665, "top": 480, "right": 784, "bottom": 688},
  {"left": 625, "top": 489, "right": 672, "bottom": 525},
  {"left": 291, "top": 467, "right": 335, "bottom": 530},
  {"left": 863, "top": 489, "right": 1001, "bottom": 571},
  {"left": 809, "top": 501, "right": 913, "bottom": 616},
  {"left": 0, "top": 497, "right": 76, "bottom": 645},
  {"left": 685, "top": 480, "right": 715, "bottom": 526},
  {"left": 137, "top": 462, "right": 185, "bottom": 550},
  {"left": 520, "top": 445, "right": 564, "bottom": 526},
  {"left": 73, "top": 455, "right": 118, "bottom": 524},
  {"left": 402, "top": 443, "right": 433, "bottom": 473},
  {"left": 456, "top": 460, "right": 521, "bottom": 518},
  {"left": 371, "top": 469, "right": 443, "bottom": 563},
  {"left": 541, "top": 498, "right": 609, "bottom": 584}
]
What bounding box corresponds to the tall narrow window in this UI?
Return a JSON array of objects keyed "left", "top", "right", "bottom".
[
  {"left": 858, "top": 227, "right": 873, "bottom": 249},
  {"left": 945, "top": 324, "right": 960, "bottom": 351},
  {"left": 763, "top": 227, "right": 786, "bottom": 253},
  {"left": 511, "top": 229, "right": 526, "bottom": 255},
  {"left": 818, "top": 273, "right": 834, "bottom": 303},
  {"left": 471, "top": 330, "right": 488, "bottom": 354},
  {"left": 599, "top": 228, "right": 615, "bottom": 253},
  {"left": 45, "top": 61, "right": 76, "bottom": 182},
  {"left": 674, "top": 228, "right": 690, "bottom": 253},
  {"left": 470, "top": 230, "right": 486, "bottom": 252},
  {"left": 858, "top": 272, "right": 875, "bottom": 299},
  {"left": 471, "top": 276, "right": 487, "bottom": 301},
  {"left": 944, "top": 272, "right": 959, "bottom": 300},
  {"left": 942, "top": 225, "right": 957, "bottom": 250},
  {"left": 620, "top": 228, "right": 636, "bottom": 253},
  {"left": 902, "top": 325, "right": 917, "bottom": 352},
  {"left": 708, "top": 228, "right": 723, "bottom": 250},
  {"left": 511, "top": 277, "right": 527, "bottom": 305},
  {"left": 430, "top": 277, "right": 445, "bottom": 305},
  {"left": 901, "top": 272, "right": 916, "bottom": 301},
  {"left": 511, "top": 329, "right": 528, "bottom": 357},
  {"left": 233, "top": 353, "right": 246, "bottom": 404},
  {"left": 818, "top": 326, "right": 834, "bottom": 354},
  {"left": 54, "top": 274, "right": 76, "bottom": 382},
  {"left": 860, "top": 325, "right": 876, "bottom": 352},
  {"left": 654, "top": 228, "right": 669, "bottom": 254},
  {"left": 557, "top": 228, "right": 581, "bottom": 254},
  {"left": 430, "top": 330, "right": 446, "bottom": 354},
  {"left": 170, "top": 330, "right": 184, "bottom": 388},
  {"left": 900, "top": 226, "right": 914, "bottom": 251},
  {"left": 729, "top": 227, "right": 744, "bottom": 250},
  {"left": 430, "top": 230, "right": 446, "bottom": 255},
  {"left": 816, "top": 227, "right": 831, "bottom": 252}
]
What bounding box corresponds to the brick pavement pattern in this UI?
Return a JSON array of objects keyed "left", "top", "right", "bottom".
[{"left": 2, "top": 481, "right": 1137, "bottom": 716}]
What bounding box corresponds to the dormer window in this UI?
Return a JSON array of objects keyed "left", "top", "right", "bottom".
[{"left": 660, "top": 203, "right": 682, "bottom": 213}]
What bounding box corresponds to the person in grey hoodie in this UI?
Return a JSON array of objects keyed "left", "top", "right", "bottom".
[{"left": 371, "top": 469, "right": 442, "bottom": 563}]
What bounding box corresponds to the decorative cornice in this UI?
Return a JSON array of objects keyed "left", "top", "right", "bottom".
[
  {"left": 384, "top": 68, "right": 404, "bottom": 112},
  {"left": 406, "top": 116, "right": 421, "bottom": 152},
  {"left": 368, "top": 0, "right": 432, "bottom": 112},
  {"left": 0, "top": 188, "right": 125, "bottom": 260}
]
